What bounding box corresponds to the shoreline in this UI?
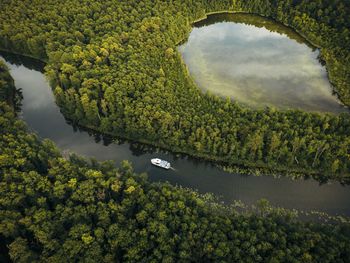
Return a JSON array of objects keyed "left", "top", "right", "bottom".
[{"left": 0, "top": 11, "right": 349, "bottom": 183}]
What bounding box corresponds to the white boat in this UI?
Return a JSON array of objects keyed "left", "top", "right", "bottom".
[{"left": 151, "top": 158, "right": 171, "bottom": 169}]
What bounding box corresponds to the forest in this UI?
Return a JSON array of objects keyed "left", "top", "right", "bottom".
[
  {"left": 0, "top": 61, "right": 16, "bottom": 107},
  {"left": 1, "top": 0, "right": 350, "bottom": 261},
  {"left": 0, "top": 0, "right": 349, "bottom": 182},
  {"left": 1, "top": 61, "right": 350, "bottom": 262}
]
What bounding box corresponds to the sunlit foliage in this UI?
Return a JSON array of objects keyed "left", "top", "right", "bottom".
[{"left": 0, "top": 1, "right": 349, "bottom": 179}]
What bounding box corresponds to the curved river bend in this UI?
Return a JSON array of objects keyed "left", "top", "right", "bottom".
[
  {"left": 179, "top": 13, "right": 347, "bottom": 113},
  {"left": 1, "top": 51, "right": 349, "bottom": 217}
]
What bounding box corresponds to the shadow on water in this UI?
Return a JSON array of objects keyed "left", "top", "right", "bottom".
[
  {"left": 0, "top": 49, "right": 45, "bottom": 72},
  {"left": 194, "top": 13, "right": 316, "bottom": 49},
  {"left": 1, "top": 50, "right": 350, "bottom": 218}
]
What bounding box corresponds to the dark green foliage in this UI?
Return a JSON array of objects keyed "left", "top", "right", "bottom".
[
  {"left": 0, "top": 61, "right": 15, "bottom": 106},
  {"left": 0, "top": 2, "right": 349, "bottom": 261},
  {"left": 1, "top": 99, "right": 350, "bottom": 262},
  {"left": 0, "top": 0, "right": 349, "bottom": 182}
]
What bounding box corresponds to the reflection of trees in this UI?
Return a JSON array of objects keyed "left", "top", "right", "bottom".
[
  {"left": 13, "top": 88, "right": 23, "bottom": 113},
  {"left": 129, "top": 142, "right": 157, "bottom": 156},
  {"left": 63, "top": 118, "right": 122, "bottom": 146},
  {"left": 0, "top": 50, "right": 45, "bottom": 72},
  {"left": 0, "top": 51, "right": 212, "bottom": 162},
  {"left": 194, "top": 13, "right": 316, "bottom": 50},
  {"left": 63, "top": 116, "right": 165, "bottom": 156}
]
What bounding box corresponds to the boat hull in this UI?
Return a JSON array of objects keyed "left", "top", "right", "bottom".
[{"left": 151, "top": 158, "right": 171, "bottom": 169}]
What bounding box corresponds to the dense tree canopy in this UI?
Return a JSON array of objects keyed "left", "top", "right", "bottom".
[
  {"left": 0, "top": 61, "right": 15, "bottom": 107},
  {"left": 1, "top": 70, "right": 350, "bottom": 261},
  {"left": 1, "top": 0, "right": 350, "bottom": 256},
  {"left": 0, "top": 0, "right": 349, "bottom": 182}
]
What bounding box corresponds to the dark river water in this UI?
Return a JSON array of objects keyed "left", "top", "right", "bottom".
[
  {"left": 179, "top": 13, "right": 347, "bottom": 113},
  {"left": 1, "top": 47, "right": 350, "bottom": 217}
]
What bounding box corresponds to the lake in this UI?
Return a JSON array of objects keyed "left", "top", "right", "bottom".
[
  {"left": 179, "top": 13, "right": 347, "bottom": 113},
  {"left": 1, "top": 47, "right": 350, "bottom": 217}
]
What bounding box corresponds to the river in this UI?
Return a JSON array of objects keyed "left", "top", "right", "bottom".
[
  {"left": 1, "top": 49, "right": 349, "bottom": 217},
  {"left": 179, "top": 13, "right": 347, "bottom": 113}
]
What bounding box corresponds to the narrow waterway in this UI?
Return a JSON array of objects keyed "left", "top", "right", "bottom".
[{"left": 1, "top": 50, "right": 350, "bottom": 216}]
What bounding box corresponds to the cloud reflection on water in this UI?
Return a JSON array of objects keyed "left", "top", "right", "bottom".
[{"left": 180, "top": 16, "right": 346, "bottom": 113}]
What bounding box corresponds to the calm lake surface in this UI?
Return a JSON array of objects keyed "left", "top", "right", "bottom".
[
  {"left": 1, "top": 50, "right": 350, "bottom": 217},
  {"left": 179, "top": 13, "right": 347, "bottom": 113}
]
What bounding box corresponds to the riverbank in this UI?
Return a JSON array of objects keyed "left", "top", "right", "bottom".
[
  {"left": 0, "top": 3, "right": 349, "bottom": 184},
  {"left": 34, "top": 110, "right": 347, "bottom": 186},
  {"left": 0, "top": 47, "right": 48, "bottom": 63},
  {"left": 1, "top": 95, "right": 350, "bottom": 261},
  {"left": 0, "top": 60, "right": 16, "bottom": 108},
  {"left": 0, "top": 50, "right": 332, "bottom": 184},
  {"left": 191, "top": 9, "right": 350, "bottom": 107},
  {"left": 3, "top": 50, "right": 350, "bottom": 218},
  {"left": 0, "top": 44, "right": 348, "bottom": 185}
]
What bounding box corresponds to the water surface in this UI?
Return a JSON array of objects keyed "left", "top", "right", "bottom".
[
  {"left": 179, "top": 13, "right": 346, "bottom": 113},
  {"left": 1, "top": 50, "right": 350, "bottom": 216}
]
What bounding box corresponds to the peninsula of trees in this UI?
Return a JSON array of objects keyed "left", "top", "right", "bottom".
[
  {"left": 1, "top": 61, "right": 350, "bottom": 262},
  {"left": 0, "top": 0, "right": 349, "bottom": 182},
  {"left": 1, "top": 0, "right": 350, "bottom": 261}
]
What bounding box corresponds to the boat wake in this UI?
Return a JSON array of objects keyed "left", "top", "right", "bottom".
[{"left": 169, "top": 167, "right": 176, "bottom": 171}]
